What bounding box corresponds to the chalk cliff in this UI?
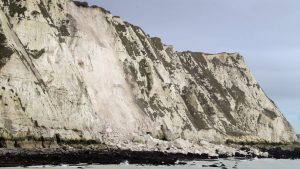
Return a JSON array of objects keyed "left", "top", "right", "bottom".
[{"left": 0, "top": 0, "right": 296, "bottom": 149}]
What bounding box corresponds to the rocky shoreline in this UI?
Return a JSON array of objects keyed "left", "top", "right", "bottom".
[{"left": 0, "top": 143, "right": 300, "bottom": 167}]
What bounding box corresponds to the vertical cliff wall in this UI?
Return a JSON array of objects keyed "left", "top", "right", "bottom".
[{"left": 0, "top": 0, "right": 296, "bottom": 148}]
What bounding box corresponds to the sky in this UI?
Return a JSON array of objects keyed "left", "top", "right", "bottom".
[{"left": 84, "top": 0, "right": 300, "bottom": 133}]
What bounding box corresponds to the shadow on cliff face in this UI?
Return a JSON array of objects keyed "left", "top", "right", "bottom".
[
  {"left": 0, "top": 30, "right": 13, "bottom": 69},
  {"left": 0, "top": 137, "right": 6, "bottom": 148}
]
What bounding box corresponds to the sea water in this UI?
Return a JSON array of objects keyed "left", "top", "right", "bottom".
[{"left": 2, "top": 159, "right": 300, "bottom": 169}]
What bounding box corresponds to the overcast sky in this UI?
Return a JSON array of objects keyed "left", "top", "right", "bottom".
[{"left": 85, "top": 0, "right": 300, "bottom": 133}]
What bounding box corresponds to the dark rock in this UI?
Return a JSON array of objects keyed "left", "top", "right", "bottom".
[
  {"left": 202, "top": 162, "right": 227, "bottom": 168},
  {"left": 0, "top": 148, "right": 231, "bottom": 167},
  {"left": 177, "top": 161, "right": 187, "bottom": 165},
  {"left": 240, "top": 146, "right": 251, "bottom": 152}
]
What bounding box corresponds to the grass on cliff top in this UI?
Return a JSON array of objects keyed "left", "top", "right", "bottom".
[{"left": 72, "top": 1, "right": 111, "bottom": 14}]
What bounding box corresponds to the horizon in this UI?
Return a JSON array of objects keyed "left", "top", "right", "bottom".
[{"left": 84, "top": 0, "right": 300, "bottom": 133}]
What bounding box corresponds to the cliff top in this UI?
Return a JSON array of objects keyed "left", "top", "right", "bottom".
[{"left": 72, "top": 0, "right": 111, "bottom": 14}]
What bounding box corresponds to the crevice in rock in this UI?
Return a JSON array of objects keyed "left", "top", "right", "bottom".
[{"left": 0, "top": 137, "right": 6, "bottom": 148}]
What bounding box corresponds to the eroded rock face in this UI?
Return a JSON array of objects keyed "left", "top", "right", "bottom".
[{"left": 0, "top": 0, "right": 296, "bottom": 148}]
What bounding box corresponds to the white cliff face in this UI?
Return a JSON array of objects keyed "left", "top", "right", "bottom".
[{"left": 0, "top": 0, "right": 296, "bottom": 148}]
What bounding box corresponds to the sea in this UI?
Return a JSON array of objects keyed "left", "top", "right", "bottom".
[{"left": 2, "top": 159, "right": 300, "bottom": 169}]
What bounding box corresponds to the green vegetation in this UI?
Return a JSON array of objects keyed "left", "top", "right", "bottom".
[
  {"left": 123, "top": 61, "right": 138, "bottom": 82},
  {"left": 131, "top": 26, "right": 156, "bottom": 60},
  {"left": 228, "top": 84, "right": 246, "bottom": 104},
  {"left": 73, "top": 1, "right": 89, "bottom": 8},
  {"left": 115, "top": 24, "right": 126, "bottom": 32},
  {"left": 149, "top": 94, "right": 170, "bottom": 118},
  {"left": 114, "top": 24, "right": 140, "bottom": 58},
  {"left": 37, "top": 1, "right": 54, "bottom": 24},
  {"left": 150, "top": 37, "right": 164, "bottom": 51},
  {"left": 138, "top": 59, "right": 152, "bottom": 93},
  {"left": 72, "top": 0, "right": 111, "bottom": 14}
]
